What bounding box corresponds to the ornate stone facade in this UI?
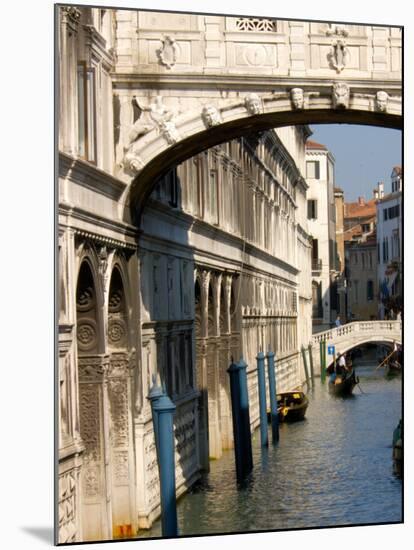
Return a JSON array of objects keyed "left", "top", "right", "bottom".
[{"left": 57, "top": 5, "right": 401, "bottom": 543}]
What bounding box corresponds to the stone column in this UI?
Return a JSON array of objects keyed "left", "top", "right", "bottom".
[
  {"left": 58, "top": 229, "right": 85, "bottom": 544},
  {"left": 197, "top": 269, "right": 210, "bottom": 470},
  {"left": 59, "top": 6, "right": 81, "bottom": 155}
]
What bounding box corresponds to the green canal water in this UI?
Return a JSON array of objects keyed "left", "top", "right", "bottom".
[{"left": 137, "top": 363, "right": 402, "bottom": 538}]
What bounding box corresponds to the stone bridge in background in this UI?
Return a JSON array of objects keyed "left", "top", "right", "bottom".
[
  {"left": 310, "top": 320, "right": 402, "bottom": 371},
  {"left": 102, "top": 12, "right": 403, "bottom": 222}
]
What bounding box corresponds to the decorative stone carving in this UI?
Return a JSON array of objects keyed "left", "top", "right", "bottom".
[
  {"left": 76, "top": 287, "right": 95, "bottom": 312},
  {"left": 123, "top": 151, "right": 145, "bottom": 174},
  {"left": 109, "top": 288, "right": 123, "bottom": 313},
  {"left": 108, "top": 318, "right": 127, "bottom": 346},
  {"left": 108, "top": 378, "right": 129, "bottom": 447},
  {"left": 134, "top": 95, "right": 180, "bottom": 145},
  {"left": 376, "top": 90, "right": 389, "bottom": 112},
  {"left": 156, "top": 35, "right": 179, "bottom": 69},
  {"left": 114, "top": 451, "right": 129, "bottom": 484},
  {"left": 84, "top": 466, "right": 100, "bottom": 498},
  {"left": 77, "top": 319, "right": 97, "bottom": 351},
  {"left": 61, "top": 6, "right": 81, "bottom": 25},
  {"left": 332, "top": 82, "right": 350, "bottom": 109},
  {"left": 201, "top": 105, "right": 222, "bottom": 128},
  {"left": 327, "top": 25, "right": 350, "bottom": 73},
  {"left": 98, "top": 246, "right": 109, "bottom": 291},
  {"left": 79, "top": 385, "right": 101, "bottom": 462},
  {"left": 78, "top": 357, "right": 105, "bottom": 382},
  {"left": 58, "top": 470, "right": 77, "bottom": 543},
  {"left": 290, "top": 88, "right": 304, "bottom": 110},
  {"left": 159, "top": 119, "right": 180, "bottom": 145},
  {"left": 107, "top": 354, "right": 130, "bottom": 377},
  {"left": 236, "top": 18, "right": 277, "bottom": 32},
  {"left": 126, "top": 120, "right": 152, "bottom": 148},
  {"left": 244, "top": 93, "right": 263, "bottom": 115}
]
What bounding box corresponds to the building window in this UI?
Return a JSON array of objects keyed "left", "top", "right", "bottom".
[
  {"left": 362, "top": 223, "right": 370, "bottom": 233},
  {"left": 367, "top": 280, "right": 374, "bottom": 301},
  {"left": 393, "top": 229, "right": 400, "bottom": 258},
  {"left": 209, "top": 169, "right": 218, "bottom": 224},
  {"left": 77, "top": 62, "right": 97, "bottom": 163},
  {"left": 377, "top": 242, "right": 381, "bottom": 263},
  {"left": 312, "top": 281, "right": 323, "bottom": 318},
  {"left": 382, "top": 238, "right": 389, "bottom": 263},
  {"left": 307, "top": 199, "right": 318, "bottom": 219},
  {"left": 166, "top": 168, "right": 179, "bottom": 207},
  {"left": 306, "top": 160, "right": 320, "bottom": 179},
  {"left": 383, "top": 209, "right": 388, "bottom": 221}
]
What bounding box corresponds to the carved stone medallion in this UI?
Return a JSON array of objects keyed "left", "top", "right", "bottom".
[
  {"left": 77, "top": 319, "right": 97, "bottom": 351},
  {"left": 156, "top": 36, "right": 179, "bottom": 69}
]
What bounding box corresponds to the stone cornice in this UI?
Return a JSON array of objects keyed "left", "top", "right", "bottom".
[
  {"left": 111, "top": 73, "right": 402, "bottom": 93},
  {"left": 83, "top": 24, "right": 115, "bottom": 71},
  {"left": 59, "top": 203, "right": 138, "bottom": 248},
  {"left": 59, "top": 152, "right": 127, "bottom": 202}
]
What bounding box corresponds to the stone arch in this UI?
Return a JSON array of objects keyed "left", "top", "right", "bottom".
[
  {"left": 105, "top": 262, "right": 136, "bottom": 538},
  {"left": 75, "top": 257, "right": 112, "bottom": 541},
  {"left": 126, "top": 99, "right": 402, "bottom": 224},
  {"left": 326, "top": 337, "right": 402, "bottom": 368}
]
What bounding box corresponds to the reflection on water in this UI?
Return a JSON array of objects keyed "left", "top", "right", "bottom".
[{"left": 138, "top": 364, "right": 402, "bottom": 538}]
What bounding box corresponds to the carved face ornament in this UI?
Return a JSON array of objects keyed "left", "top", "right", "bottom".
[
  {"left": 291, "top": 88, "right": 304, "bottom": 109},
  {"left": 333, "top": 82, "right": 350, "bottom": 109},
  {"left": 376, "top": 91, "right": 389, "bottom": 112},
  {"left": 245, "top": 93, "right": 262, "bottom": 115},
  {"left": 202, "top": 105, "right": 221, "bottom": 128}
]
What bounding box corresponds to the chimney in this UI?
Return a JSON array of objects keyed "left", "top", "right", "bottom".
[
  {"left": 378, "top": 182, "right": 384, "bottom": 198},
  {"left": 373, "top": 188, "right": 379, "bottom": 200},
  {"left": 358, "top": 196, "right": 365, "bottom": 206}
]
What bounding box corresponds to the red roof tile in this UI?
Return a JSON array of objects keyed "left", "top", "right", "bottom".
[
  {"left": 305, "top": 140, "right": 327, "bottom": 150},
  {"left": 344, "top": 199, "right": 377, "bottom": 219}
]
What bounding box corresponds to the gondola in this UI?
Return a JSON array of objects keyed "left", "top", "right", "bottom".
[
  {"left": 276, "top": 391, "right": 308, "bottom": 422},
  {"left": 328, "top": 368, "right": 358, "bottom": 396},
  {"left": 385, "top": 360, "right": 402, "bottom": 377}
]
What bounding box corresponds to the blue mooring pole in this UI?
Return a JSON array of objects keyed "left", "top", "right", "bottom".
[
  {"left": 148, "top": 381, "right": 164, "bottom": 455},
  {"left": 237, "top": 358, "right": 253, "bottom": 475},
  {"left": 227, "top": 358, "right": 253, "bottom": 480},
  {"left": 256, "top": 351, "right": 268, "bottom": 447},
  {"left": 228, "top": 359, "right": 245, "bottom": 481},
  {"left": 266, "top": 350, "right": 279, "bottom": 443},
  {"left": 151, "top": 391, "right": 178, "bottom": 537}
]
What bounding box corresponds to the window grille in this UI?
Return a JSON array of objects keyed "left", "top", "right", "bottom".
[{"left": 236, "top": 18, "right": 278, "bottom": 32}]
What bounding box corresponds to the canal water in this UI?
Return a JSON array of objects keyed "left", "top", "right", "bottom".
[{"left": 138, "top": 362, "right": 402, "bottom": 538}]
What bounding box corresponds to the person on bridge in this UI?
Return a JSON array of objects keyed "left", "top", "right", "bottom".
[{"left": 335, "top": 316, "right": 341, "bottom": 328}]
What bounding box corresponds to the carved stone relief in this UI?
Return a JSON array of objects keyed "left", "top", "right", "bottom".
[
  {"left": 244, "top": 93, "right": 263, "bottom": 115},
  {"left": 108, "top": 377, "right": 129, "bottom": 448},
  {"left": 376, "top": 90, "right": 389, "bottom": 112},
  {"left": 332, "top": 82, "right": 350, "bottom": 109},
  {"left": 77, "top": 319, "right": 98, "bottom": 351},
  {"left": 156, "top": 35, "right": 179, "bottom": 69},
  {"left": 201, "top": 105, "right": 222, "bottom": 128},
  {"left": 326, "top": 25, "right": 350, "bottom": 73},
  {"left": 58, "top": 469, "right": 78, "bottom": 543},
  {"left": 79, "top": 384, "right": 102, "bottom": 463}
]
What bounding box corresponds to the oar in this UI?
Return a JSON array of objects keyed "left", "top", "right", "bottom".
[{"left": 375, "top": 349, "right": 395, "bottom": 370}]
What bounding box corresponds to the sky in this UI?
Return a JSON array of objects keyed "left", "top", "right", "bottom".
[{"left": 309, "top": 124, "right": 402, "bottom": 203}]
